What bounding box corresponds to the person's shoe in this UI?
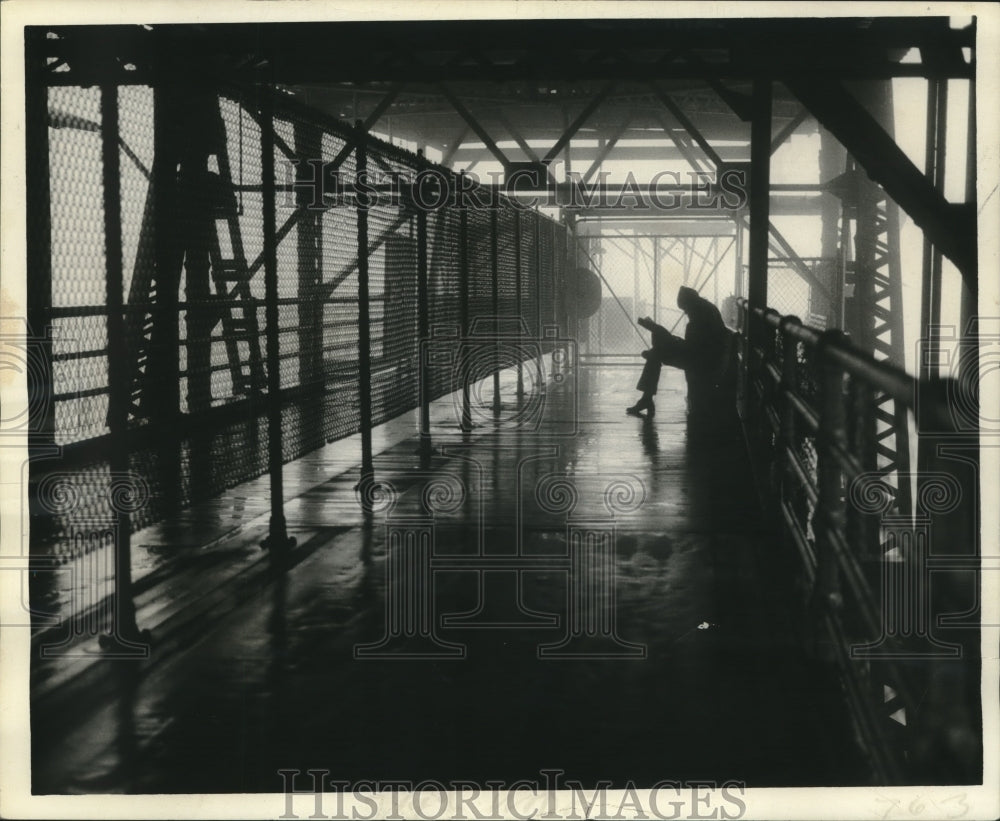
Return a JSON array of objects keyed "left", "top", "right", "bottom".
[{"left": 626, "top": 398, "right": 655, "bottom": 417}]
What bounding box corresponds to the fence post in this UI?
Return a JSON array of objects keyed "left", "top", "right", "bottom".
[
  {"left": 491, "top": 207, "right": 501, "bottom": 415},
  {"left": 183, "top": 91, "right": 217, "bottom": 419},
  {"left": 99, "top": 82, "right": 148, "bottom": 652},
  {"left": 355, "top": 122, "right": 376, "bottom": 510},
  {"left": 259, "top": 90, "right": 295, "bottom": 561},
  {"left": 416, "top": 151, "right": 431, "bottom": 466},
  {"left": 534, "top": 209, "right": 545, "bottom": 391},
  {"left": 515, "top": 209, "right": 524, "bottom": 400},
  {"left": 459, "top": 181, "right": 472, "bottom": 432},
  {"left": 549, "top": 219, "right": 561, "bottom": 381}
]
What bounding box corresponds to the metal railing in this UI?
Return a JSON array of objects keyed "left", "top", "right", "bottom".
[{"left": 737, "top": 298, "right": 981, "bottom": 785}]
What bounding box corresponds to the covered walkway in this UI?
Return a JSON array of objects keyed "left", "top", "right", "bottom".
[{"left": 8, "top": 13, "right": 988, "bottom": 810}]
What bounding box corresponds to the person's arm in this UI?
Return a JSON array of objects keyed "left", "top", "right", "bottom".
[
  {"left": 637, "top": 316, "right": 667, "bottom": 336},
  {"left": 639, "top": 317, "right": 687, "bottom": 368}
]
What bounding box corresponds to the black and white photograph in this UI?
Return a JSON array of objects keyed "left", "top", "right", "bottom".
[{"left": 1, "top": 2, "right": 998, "bottom": 818}]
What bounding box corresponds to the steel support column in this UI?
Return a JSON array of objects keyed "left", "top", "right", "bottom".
[
  {"left": 841, "top": 82, "right": 911, "bottom": 515},
  {"left": 852, "top": 182, "right": 881, "bottom": 507},
  {"left": 181, "top": 91, "right": 218, "bottom": 418},
  {"left": 733, "top": 217, "right": 743, "bottom": 299},
  {"left": 919, "top": 79, "right": 947, "bottom": 383},
  {"left": 819, "top": 126, "right": 846, "bottom": 326},
  {"left": 99, "top": 83, "right": 147, "bottom": 652},
  {"left": 959, "top": 78, "right": 978, "bottom": 389},
  {"left": 25, "top": 30, "right": 58, "bottom": 555},
  {"left": 747, "top": 80, "right": 772, "bottom": 352},
  {"left": 150, "top": 83, "right": 184, "bottom": 517},
  {"left": 260, "top": 92, "right": 295, "bottom": 560}
]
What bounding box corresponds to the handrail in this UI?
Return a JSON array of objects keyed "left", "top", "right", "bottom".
[
  {"left": 738, "top": 298, "right": 956, "bottom": 431},
  {"left": 735, "top": 297, "right": 979, "bottom": 784}
]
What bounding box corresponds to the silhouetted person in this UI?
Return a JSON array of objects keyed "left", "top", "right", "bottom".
[{"left": 627, "top": 286, "right": 734, "bottom": 418}]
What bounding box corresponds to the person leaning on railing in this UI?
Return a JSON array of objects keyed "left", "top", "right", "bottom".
[{"left": 627, "top": 286, "right": 736, "bottom": 419}]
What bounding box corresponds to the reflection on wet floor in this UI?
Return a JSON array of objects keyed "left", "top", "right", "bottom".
[{"left": 31, "top": 366, "right": 868, "bottom": 793}]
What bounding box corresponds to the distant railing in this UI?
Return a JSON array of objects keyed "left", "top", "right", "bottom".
[{"left": 737, "top": 299, "right": 981, "bottom": 785}]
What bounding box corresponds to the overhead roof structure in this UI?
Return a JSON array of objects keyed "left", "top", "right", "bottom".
[{"left": 40, "top": 17, "right": 974, "bottom": 167}]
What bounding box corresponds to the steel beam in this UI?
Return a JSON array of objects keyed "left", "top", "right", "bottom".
[
  {"left": 453, "top": 144, "right": 748, "bottom": 165},
  {"left": 542, "top": 82, "right": 616, "bottom": 166},
  {"left": 649, "top": 82, "right": 723, "bottom": 168},
  {"left": 497, "top": 109, "right": 540, "bottom": 162},
  {"left": 574, "top": 197, "right": 823, "bottom": 219},
  {"left": 919, "top": 79, "right": 946, "bottom": 382},
  {"left": 770, "top": 106, "right": 810, "bottom": 155},
  {"left": 40, "top": 19, "right": 976, "bottom": 86},
  {"left": 648, "top": 111, "right": 705, "bottom": 173},
  {"left": 439, "top": 83, "right": 509, "bottom": 168},
  {"left": 786, "top": 76, "right": 975, "bottom": 287},
  {"left": 959, "top": 76, "right": 978, "bottom": 387},
  {"left": 441, "top": 125, "right": 469, "bottom": 167},
  {"left": 363, "top": 83, "right": 403, "bottom": 131},
  {"left": 25, "top": 30, "right": 56, "bottom": 456},
  {"left": 182, "top": 110, "right": 214, "bottom": 416},
  {"left": 581, "top": 113, "right": 633, "bottom": 184}
]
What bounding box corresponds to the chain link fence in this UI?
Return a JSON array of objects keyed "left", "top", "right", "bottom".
[{"left": 34, "top": 82, "right": 567, "bottom": 560}]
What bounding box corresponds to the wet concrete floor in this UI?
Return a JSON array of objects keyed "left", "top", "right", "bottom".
[{"left": 31, "top": 366, "right": 868, "bottom": 793}]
